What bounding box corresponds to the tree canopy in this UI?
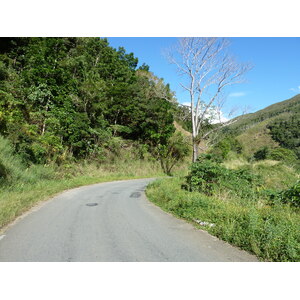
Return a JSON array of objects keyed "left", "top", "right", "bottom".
[{"left": 0, "top": 37, "right": 178, "bottom": 166}]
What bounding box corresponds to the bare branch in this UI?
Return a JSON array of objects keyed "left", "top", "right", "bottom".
[{"left": 166, "top": 37, "right": 252, "bottom": 161}]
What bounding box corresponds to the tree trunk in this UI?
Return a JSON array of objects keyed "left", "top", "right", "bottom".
[{"left": 192, "top": 138, "right": 198, "bottom": 163}]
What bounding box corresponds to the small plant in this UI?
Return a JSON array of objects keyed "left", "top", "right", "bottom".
[
  {"left": 211, "top": 136, "right": 243, "bottom": 160},
  {"left": 278, "top": 181, "right": 300, "bottom": 207}
]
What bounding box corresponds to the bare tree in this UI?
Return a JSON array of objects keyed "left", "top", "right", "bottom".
[{"left": 167, "top": 37, "right": 252, "bottom": 162}]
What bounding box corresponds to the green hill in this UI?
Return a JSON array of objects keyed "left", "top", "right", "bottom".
[
  {"left": 230, "top": 94, "right": 300, "bottom": 133},
  {"left": 225, "top": 94, "right": 300, "bottom": 158}
]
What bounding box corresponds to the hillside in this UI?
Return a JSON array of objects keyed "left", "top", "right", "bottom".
[
  {"left": 225, "top": 94, "right": 300, "bottom": 157},
  {"left": 229, "top": 94, "right": 300, "bottom": 133}
]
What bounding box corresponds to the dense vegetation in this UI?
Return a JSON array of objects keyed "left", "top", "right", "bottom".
[
  {"left": 0, "top": 37, "right": 190, "bottom": 170},
  {"left": 267, "top": 114, "right": 300, "bottom": 158}
]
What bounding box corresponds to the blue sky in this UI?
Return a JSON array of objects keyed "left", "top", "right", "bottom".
[{"left": 107, "top": 37, "right": 300, "bottom": 117}]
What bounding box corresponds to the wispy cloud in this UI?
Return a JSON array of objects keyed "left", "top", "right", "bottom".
[
  {"left": 181, "top": 101, "right": 190, "bottom": 107},
  {"left": 289, "top": 86, "right": 300, "bottom": 93},
  {"left": 228, "top": 92, "right": 246, "bottom": 98}
]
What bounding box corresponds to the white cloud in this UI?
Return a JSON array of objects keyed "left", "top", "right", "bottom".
[
  {"left": 228, "top": 92, "right": 246, "bottom": 97},
  {"left": 179, "top": 101, "right": 229, "bottom": 124},
  {"left": 181, "top": 101, "right": 190, "bottom": 107},
  {"left": 289, "top": 86, "right": 300, "bottom": 93},
  {"left": 210, "top": 111, "right": 229, "bottom": 124}
]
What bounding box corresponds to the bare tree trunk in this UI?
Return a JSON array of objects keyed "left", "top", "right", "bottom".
[
  {"left": 166, "top": 37, "right": 252, "bottom": 164},
  {"left": 192, "top": 138, "right": 198, "bottom": 163}
]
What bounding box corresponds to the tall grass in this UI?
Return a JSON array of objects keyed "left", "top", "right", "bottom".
[
  {"left": 146, "top": 160, "right": 300, "bottom": 262},
  {"left": 146, "top": 177, "right": 300, "bottom": 262}
]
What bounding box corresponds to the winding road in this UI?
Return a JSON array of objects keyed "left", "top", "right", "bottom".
[{"left": 0, "top": 178, "right": 257, "bottom": 261}]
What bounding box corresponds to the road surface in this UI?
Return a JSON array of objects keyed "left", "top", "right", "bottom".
[{"left": 0, "top": 178, "right": 258, "bottom": 261}]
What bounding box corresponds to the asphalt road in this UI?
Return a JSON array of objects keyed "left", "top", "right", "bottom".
[{"left": 0, "top": 178, "right": 258, "bottom": 262}]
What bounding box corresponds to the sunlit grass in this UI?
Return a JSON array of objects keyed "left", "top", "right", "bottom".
[{"left": 146, "top": 161, "right": 300, "bottom": 262}]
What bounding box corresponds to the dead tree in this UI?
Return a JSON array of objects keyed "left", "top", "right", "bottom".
[{"left": 167, "top": 37, "right": 252, "bottom": 162}]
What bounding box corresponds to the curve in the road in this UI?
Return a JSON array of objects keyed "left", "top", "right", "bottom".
[{"left": 0, "top": 178, "right": 258, "bottom": 262}]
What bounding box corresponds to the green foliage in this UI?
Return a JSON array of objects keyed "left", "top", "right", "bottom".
[
  {"left": 185, "top": 157, "right": 262, "bottom": 198},
  {"left": 197, "top": 153, "right": 224, "bottom": 163},
  {"left": 279, "top": 181, "right": 300, "bottom": 207},
  {"left": 267, "top": 115, "right": 300, "bottom": 158},
  {"left": 253, "top": 146, "right": 298, "bottom": 165},
  {"left": 0, "top": 135, "right": 56, "bottom": 186},
  {"left": 155, "top": 132, "right": 190, "bottom": 175},
  {"left": 211, "top": 136, "right": 243, "bottom": 160},
  {"left": 185, "top": 160, "right": 226, "bottom": 195},
  {"left": 269, "top": 181, "right": 300, "bottom": 208},
  {"left": 253, "top": 146, "right": 269, "bottom": 160},
  {"left": 0, "top": 37, "right": 176, "bottom": 170},
  {"left": 268, "top": 148, "right": 298, "bottom": 163}
]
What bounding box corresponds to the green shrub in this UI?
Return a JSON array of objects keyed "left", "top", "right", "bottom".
[
  {"left": 185, "top": 158, "right": 262, "bottom": 198},
  {"left": 186, "top": 160, "right": 225, "bottom": 195},
  {"left": 197, "top": 153, "right": 223, "bottom": 163},
  {"left": 253, "top": 146, "right": 269, "bottom": 160},
  {"left": 211, "top": 136, "right": 243, "bottom": 160},
  {"left": 0, "top": 160, "right": 8, "bottom": 180},
  {"left": 155, "top": 131, "right": 190, "bottom": 175},
  {"left": 0, "top": 135, "right": 26, "bottom": 185},
  {"left": 278, "top": 181, "right": 300, "bottom": 207},
  {"left": 253, "top": 146, "right": 298, "bottom": 164},
  {"left": 268, "top": 148, "right": 298, "bottom": 163}
]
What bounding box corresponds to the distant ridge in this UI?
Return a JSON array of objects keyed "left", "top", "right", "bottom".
[
  {"left": 229, "top": 94, "right": 300, "bottom": 133},
  {"left": 225, "top": 94, "right": 300, "bottom": 157}
]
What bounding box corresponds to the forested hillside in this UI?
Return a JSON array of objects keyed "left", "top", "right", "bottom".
[
  {"left": 0, "top": 37, "right": 187, "bottom": 167},
  {"left": 228, "top": 94, "right": 300, "bottom": 134},
  {"left": 219, "top": 94, "right": 300, "bottom": 159}
]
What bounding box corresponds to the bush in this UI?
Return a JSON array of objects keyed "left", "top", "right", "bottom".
[
  {"left": 155, "top": 132, "right": 190, "bottom": 175},
  {"left": 253, "top": 146, "right": 269, "bottom": 160},
  {"left": 268, "top": 148, "right": 298, "bottom": 164},
  {"left": 197, "top": 153, "right": 223, "bottom": 163},
  {"left": 0, "top": 135, "right": 25, "bottom": 185},
  {"left": 278, "top": 182, "right": 300, "bottom": 207},
  {"left": 186, "top": 160, "right": 226, "bottom": 195},
  {"left": 253, "top": 146, "right": 298, "bottom": 165},
  {"left": 185, "top": 158, "right": 262, "bottom": 197},
  {"left": 211, "top": 136, "right": 243, "bottom": 160}
]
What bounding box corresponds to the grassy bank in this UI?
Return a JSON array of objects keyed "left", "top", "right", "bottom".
[{"left": 146, "top": 162, "right": 300, "bottom": 262}]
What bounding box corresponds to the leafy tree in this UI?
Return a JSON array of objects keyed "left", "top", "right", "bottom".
[
  {"left": 0, "top": 37, "right": 178, "bottom": 171},
  {"left": 155, "top": 132, "right": 190, "bottom": 175}
]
